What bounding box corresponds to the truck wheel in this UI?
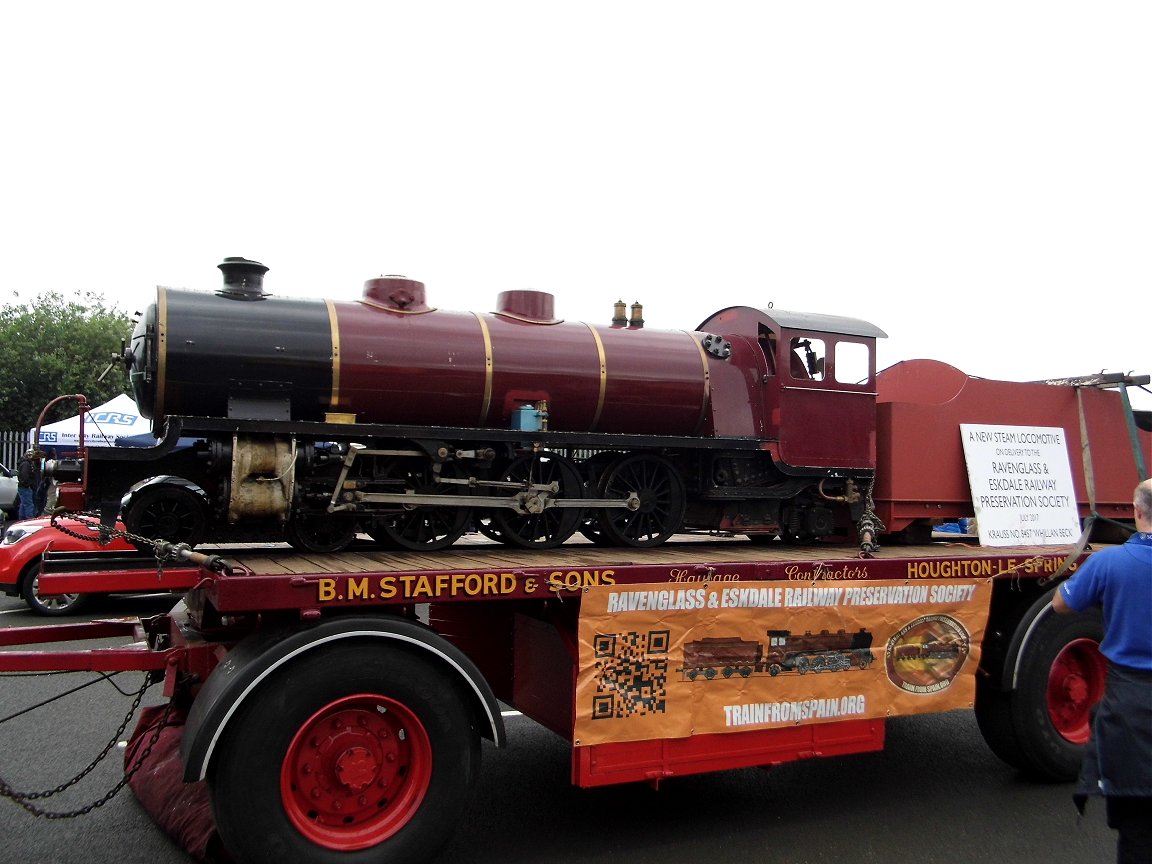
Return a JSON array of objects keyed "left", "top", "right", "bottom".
[
  {"left": 210, "top": 643, "right": 481, "bottom": 864},
  {"left": 21, "top": 561, "right": 91, "bottom": 616},
  {"left": 975, "top": 604, "right": 1105, "bottom": 781}
]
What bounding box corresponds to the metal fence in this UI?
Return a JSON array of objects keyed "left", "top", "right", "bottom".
[{"left": 1, "top": 430, "right": 30, "bottom": 470}]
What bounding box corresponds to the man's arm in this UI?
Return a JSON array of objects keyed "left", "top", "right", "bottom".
[{"left": 1052, "top": 586, "right": 1072, "bottom": 614}]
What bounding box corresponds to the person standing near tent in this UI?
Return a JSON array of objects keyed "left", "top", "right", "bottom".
[
  {"left": 33, "top": 469, "right": 49, "bottom": 516},
  {"left": 16, "top": 449, "right": 42, "bottom": 520}
]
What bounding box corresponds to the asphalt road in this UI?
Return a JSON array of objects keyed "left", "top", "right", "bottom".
[{"left": 0, "top": 592, "right": 1117, "bottom": 864}]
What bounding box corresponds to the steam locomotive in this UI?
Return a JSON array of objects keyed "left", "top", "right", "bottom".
[
  {"left": 680, "top": 628, "right": 875, "bottom": 680},
  {"left": 48, "top": 257, "right": 888, "bottom": 553},
  {"left": 46, "top": 257, "right": 1150, "bottom": 553}
]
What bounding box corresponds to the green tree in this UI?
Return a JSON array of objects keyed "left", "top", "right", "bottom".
[{"left": 0, "top": 291, "right": 135, "bottom": 431}]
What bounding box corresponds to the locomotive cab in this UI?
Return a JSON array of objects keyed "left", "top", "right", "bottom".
[{"left": 696, "top": 306, "right": 887, "bottom": 471}]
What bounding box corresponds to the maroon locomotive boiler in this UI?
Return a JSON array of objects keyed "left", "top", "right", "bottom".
[{"left": 55, "top": 258, "right": 887, "bottom": 552}]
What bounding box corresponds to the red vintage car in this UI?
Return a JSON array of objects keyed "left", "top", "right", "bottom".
[{"left": 0, "top": 516, "right": 138, "bottom": 615}]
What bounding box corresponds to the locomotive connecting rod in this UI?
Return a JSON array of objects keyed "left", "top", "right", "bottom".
[{"left": 330, "top": 491, "right": 641, "bottom": 513}]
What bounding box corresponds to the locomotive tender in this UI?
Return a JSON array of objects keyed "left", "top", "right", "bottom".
[{"left": 53, "top": 257, "right": 888, "bottom": 553}]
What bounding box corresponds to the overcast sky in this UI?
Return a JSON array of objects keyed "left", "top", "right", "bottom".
[{"left": 3, "top": 3, "right": 1149, "bottom": 410}]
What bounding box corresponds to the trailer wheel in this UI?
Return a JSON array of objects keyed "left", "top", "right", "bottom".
[
  {"left": 975, "top": 604, "right": 1105, "bottom": 781},
  {"left": 210, "top": 644, "right": 480, "bottom": 864}
]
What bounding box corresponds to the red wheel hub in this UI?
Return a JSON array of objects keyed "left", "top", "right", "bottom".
[
  {"left": 1046, "top": 637, "right": 1106, "bottom": 744},
  {"left": 280, "top": 694, "right": 433, "bottom": 850}
]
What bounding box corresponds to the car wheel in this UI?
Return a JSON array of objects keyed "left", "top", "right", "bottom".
[{"left": 21, "top": 560, "right": 91, "bottom": 616}]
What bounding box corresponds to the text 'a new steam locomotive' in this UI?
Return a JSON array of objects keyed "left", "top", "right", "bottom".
[{"left": 44, "top": 257, "right": 891, "bottom": 553}]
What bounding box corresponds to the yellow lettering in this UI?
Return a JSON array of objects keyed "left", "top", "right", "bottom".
[
  {"left": 347, "top": 577, "right": 370, "bottom": 601},
  {"left": 378, "top": 576, "right": 397, "bottom": 599},
  {"left": 318, "top": 578, "right": 337, "bottom": 601}
]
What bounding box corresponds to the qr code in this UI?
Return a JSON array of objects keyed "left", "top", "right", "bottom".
[{"left": 591, "top": 630, "right": 670, "bottom": 720}]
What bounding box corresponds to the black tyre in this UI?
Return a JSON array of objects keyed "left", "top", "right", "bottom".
[
  {"left": 124, "top": 484, "right": 207, "bottom": 548},
  {"left": 596, "top": 455, "right": 686, "bottom": 548},
  {"left": 211, "top": 643, "right": 481, "bottom": 864},
  {"left": 473, "top": 514, "right": 505, "bottom": 543},
  {"left": 975, "top": 676, "right": 1026, "bottom": 771},
  {"left": 576, "top": 515, "right": 614, "bottom": 546},
  {"left": 286, "top": 513, "right": 357, "bottom": 553},
  {"left": 21, "top": 561, "right": 91, "bottom": 616},
  {"left": 975, "top": 601, "right": 1105, "bottom": 781},
  {"left": 371, "top": 461, "right": 471, "bottom": 552},
  {"left": 490, "top": 453, "right": 583, "bottom": 549}
]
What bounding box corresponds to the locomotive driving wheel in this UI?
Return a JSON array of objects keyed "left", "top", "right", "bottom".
[
  {"left": 575, "top": 452, "right": 617, "bottom": 546},
  {"left": 369, "top": 460, "right": 472, "bottom": 552},
  {"left": 286, "top": 512, "right": 358, "bottom": 554},
  {"left": 123, "top": 483, "right": 208, "bottom": 549},
  {"left": 489, "top": 453, "right": 584, "bottom": 549},
  {"left": 596, "top": 454, "right": 686, "bottom": 548}
]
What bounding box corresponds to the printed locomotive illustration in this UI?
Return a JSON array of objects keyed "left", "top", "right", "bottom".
[
  {"left": 678, "top": 628, "right": 875, "bottom": 680},
  {"left": 884, "top": 614, "right": 972, "bottom": 694}
]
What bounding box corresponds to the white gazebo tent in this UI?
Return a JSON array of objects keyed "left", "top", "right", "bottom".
[{"left": 31, "top": 393, "right": 155, "bottom": 454}]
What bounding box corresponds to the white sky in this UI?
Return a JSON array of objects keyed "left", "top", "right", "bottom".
[{"left": 3, "top": 2, "right": 1149, "bottom": 410}]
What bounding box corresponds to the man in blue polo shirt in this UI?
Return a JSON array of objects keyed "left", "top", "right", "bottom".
[{"left": 1054, "top": 478, "right": 1152, "bottom": 864}]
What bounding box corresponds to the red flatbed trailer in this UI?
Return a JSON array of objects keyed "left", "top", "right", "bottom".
[{"left": 0, "top": 536, "right": 1106, "bottom": 864}]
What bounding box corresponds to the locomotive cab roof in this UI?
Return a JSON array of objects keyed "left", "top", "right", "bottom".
[{"left": 697, "top": 306, "right": 888, "bottom": 341}]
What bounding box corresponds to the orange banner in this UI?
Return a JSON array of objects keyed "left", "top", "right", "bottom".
[{"left": 575, "top": 578, "right": 993, "bottom": 746}]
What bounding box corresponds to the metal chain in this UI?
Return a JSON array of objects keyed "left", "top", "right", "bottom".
[
  {"left": 47, "top": 509, "right": 163, "bottom": 552},
  {"left": 45, "top": 509, "right": 233, "bottom": 580},
  {"left": 0, "top": 673, "right": 174, "bottom": 819},
  {"left": 1, "top": 673, "right": 149, "bottom": 799},
  {"left": 0, "top": 513, "right": 211, "bottom": 819}
]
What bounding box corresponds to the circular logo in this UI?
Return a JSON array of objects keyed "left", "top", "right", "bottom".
[{"left": 885, "top": 615, "right": 971, "bottom": 694}]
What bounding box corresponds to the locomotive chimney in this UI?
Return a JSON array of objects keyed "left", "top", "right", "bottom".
[
  {"left": 217, "top": 257, "right": 270, "bottom": 300},
  {"left": 628, "top": 301, "right": 644, "bottom": 329},
  {"left": 611, "top": 299, "right": 627, "bottom": 328}
]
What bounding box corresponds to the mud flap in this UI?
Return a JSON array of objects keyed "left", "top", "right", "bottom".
[{"left": 125, "top": 704, "right": 233, "bottom": 864}]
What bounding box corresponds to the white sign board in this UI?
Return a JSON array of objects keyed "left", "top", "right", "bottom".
[{"left": 960, "top": 424, "right": 1081, "bottom": 547}]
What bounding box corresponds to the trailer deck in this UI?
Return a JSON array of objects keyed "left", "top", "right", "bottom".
[{"left": 0, "top": 533, "right": 1104, "bottom": 864}]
